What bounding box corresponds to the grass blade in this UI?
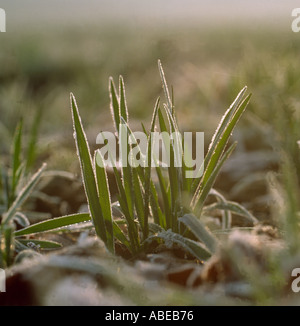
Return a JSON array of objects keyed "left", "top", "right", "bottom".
[
  {"left": 208, "top": 188, "right": 232, "bottom": 229},
  {"left": 70, "top": 93, "right": 108, "bottom": 245},
  {"left": 118, "top": 117, "right": 147, "bottom": 236},
  {"left": 158, "top": 108, "right": 179, "bottom": 231},
  {"left": 119, "top": 117, "right": 134, "bottom": 219},
  {"left": 26, "top": 107, "right": 43, "bottom": 171},
  {"left": 11, "top": 119, "right": 23, "bottom": 203},
  {"left": 0, "top": 224, "right": 14, "bottom": 267},
  {"left": 17, "top": 239, "right": 62, "bottom": 249},
  {"left": 132, "top": 166, "right": 146, "bottom": 232},
  {"left": 191, "top": 88, "right": 249, "bottom": 192},
  {"left": 192, "top": 142, "right": 237, "bottom": 215},
  {"left": 13, "top": 212, "right": 30, "bottom": 228},
  {"left": 155, "top": 165, "right": 171, "bottom": 224},
  {"left": 206, "top": 86, "right": 248, "bottom": 163},
  {"left": 112, "top": 221, "right": 131, "bottom": 251},
  {"left": 149, "top": 181, "right": 166, "bottom": 227},
  {"left": 109, "top": 77, "right": 120, "bottom": 134},
  {"left": 192, "top": 93, "right": 251, "bottom": 210},
  {"left": 94, "top": 151, "right": 114, "bottom": 253},
  {"left": 143, "top": 97, "right": 160, "bottom": 236},
  {"left": 111, "top": 162, "right": 139, "bottom": 252},
  {"left": 1, "top": 166, "right": 10, "bottom": 211},
  {"left": 203, "top": 201, "right": 258, "bottom": 226},
  {"left": 204, "top": 93, "right": 251, "bottom": 181},
  {"left": 150, "top": 229, "right": 212, "bottom": 261},
  {"left": 137, "top": 123, "right": 165, "bottom": 227},
  {"left": 2, "top": 163, "right": 47, "bottom": 225},
  {"left": 179, "top": 213, "right": 218, "bottom": 253},
  {"left": 14, "top": 213, "right": 91, "bottom": 236},
  {"left": 158, "top": 60, "right": 173, "bottom": 115},
  {"left": 119, "top": 76, "right": 129, "bottom": 123}
]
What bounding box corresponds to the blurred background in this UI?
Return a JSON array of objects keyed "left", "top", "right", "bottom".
[
  {"left": 1, "top": 0, "right": 300, "bottom": 221},
  {"left": 4, "top": 1, "right": 298, "bottom": 26}
]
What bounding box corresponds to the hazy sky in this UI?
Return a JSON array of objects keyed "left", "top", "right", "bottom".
[{"left": 2, "top": 0, "right": 299, "bottom": 29}]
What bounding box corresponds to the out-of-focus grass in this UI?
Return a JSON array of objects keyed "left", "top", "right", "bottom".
[
  {"left": 0, "top": 25, "right": 298, "bottom": 211},
  {"left": 1, "top": 25, "right": 299, "bottom": 135},
  {"left": 1, "top": 24, "right": 300, "bottom": 216}
]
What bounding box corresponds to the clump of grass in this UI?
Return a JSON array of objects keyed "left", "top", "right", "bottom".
[
  {"left": 0, "top": 120, "right": 60, "bottom": 268},
  {"left": 17, "top": 61, "right": 256, "bottom": 261}
]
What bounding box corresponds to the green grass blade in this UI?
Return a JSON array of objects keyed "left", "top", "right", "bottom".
[
  {"left": 158, "top": 107, "right": 168, "bottom": 134},
  {"left": 133, "top": 132, "right": 165, "bottom": 227},
  {"left": 163, "top": 103, "right": 182, "bottom": 170},
  {"left": 109, "top": 77, "right": 120, "bottom": 134},
  {"left": 118, "top": 117, "right": 146, "bottom": 233},
  {"left": 26, "top": 107, "right": 43, "bottom": 171},
  {"left": 0, "top": 224, "right": 14, "bottom": 267},
  {"left": 192, "top": 93, "right": 251, "bottom": 209},
  {"left": 97, "top": 130, "right": 135, "bottom": 244},
  {"left": 193, "top": 142, "right": 237, "bottom": 215},
  {"left": 179, "top": 213, "right": 218, "bottom": 253},
  {"left": 119, "top": 76, "right": 129, "bottom": 123},
  {"left": 13, "top": 212, "right": 30, "bottom": 228},
  {"left": 118, "top": 115, "right": 162, "bottom": 241},
  {"left": 111, "top": 163, "right": 139, "bottom": 252},
  {"left": 208, "top": 188, "right": 232, "bottom": 229},
  {"left": 148, "top": 222, "right": 164, "bottom": 234},
  {"left": 94, "top": 150, "right": 114, "bottom": 253},
  {"left": 119, "top": 117, "right": 134, "bottom": 219},
  {"left": 17, "top": 239, "right": 62, "bottom": 249},
  {"left": 132, "top": 166, "right": 146, "bottom": 233},
  {"left": 191, "top": 88, "right": 249, "bottom": 192},
  {"left": 1, "top": 166, "right": 10, "bottom": 210},
  {"left": 143, "top": 97, "right": 160, "bottom": 236},
  {"left": 203, "top": 200, "right": 258, "bottom": 226},
  {"left": 206, "top": 86, "right": 248, "bottom": 163},
  {"left": 2, "top": 163, "right": 47, "bottom": 225},
  {"left": 150, "top": 229, "right": 212, "bottom": 261},
  {"left": 134, "top": 123, "right": 165, "bottom": 227},
  {"left": 181, "top": 144, "right": 193, "bottom": 193},
  {"left": 12, "top": 119, "right": 23, "bottom": 175},
  {"left": 137, "top": 166, "right": 165, "bottom": 229},
  {"left": 11, "top": 119, "right": 23, "bottom": 202},
  {"left": 149, "top": 181, "right": 165, "bottom": 227},
  {"left": 158, "top": 108, "right": 179, "bottom": 231},
  {"left": 158, "top": 60, "right": 173, "bottom": 115},
  {"left": 155, "top": 165, "right": 171, "bottom": 228},
  {"left": 112, "top": 221, "right": 131, "bottom": 252},
  {"left": 70, "top": 93, "right": 107, "bottom": 245},
  {"left": 163, "top": 102, "right": 183, "bottom": 198},
  {"left": 204, "top": 93, "right": 251, "bottom": 180},
  {"left": 14, "top": 213, "right": 91, "bottom": 236}
]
